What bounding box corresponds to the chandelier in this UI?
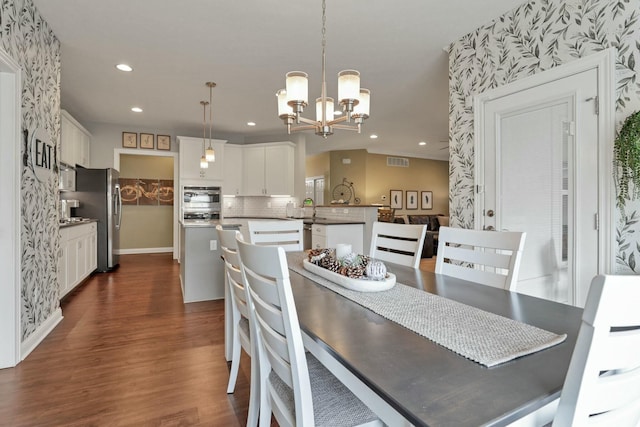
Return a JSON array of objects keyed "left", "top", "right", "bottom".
[
  {"left": 200, "top": 82, "right": 217, "bottom": 169},
  {"left": 276, "top": 0, "right": 370, "bottom": 138}
]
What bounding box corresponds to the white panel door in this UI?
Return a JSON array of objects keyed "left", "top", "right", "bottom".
[{"left": 480, "top": 68, "right": 599, "bottom": 307}]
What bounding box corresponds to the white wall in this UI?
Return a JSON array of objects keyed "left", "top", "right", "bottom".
[{"left": 85, "top": 122, "right": 179, "bottom": 170}]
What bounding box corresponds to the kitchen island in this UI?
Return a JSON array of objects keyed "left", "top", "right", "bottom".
[{"left": 179, "top": 220, "right": 225, "bottom": 303}]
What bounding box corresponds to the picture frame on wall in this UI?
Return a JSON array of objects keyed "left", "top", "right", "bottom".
[
  {"left": 140, "top": 133, "right": 154, "bottom": 149},
  {"left": 421, "top": 191, "right": 433, "bottom": 210},
  {"left": 390, "top": 190, "right": 403, "bottom": 209},
  {"left": 406, "top": 190, "right": 418, "bottom": 210},
  {"left": 157, "top": 135, "right": 171, "bottom": 151},
  {"left": 122, "top": 132, "right": 137, "bottom": 148}
]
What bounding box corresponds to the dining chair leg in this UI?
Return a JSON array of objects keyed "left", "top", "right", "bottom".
[
  {"left": 258, "top": 357, "right": 272, "bottom": 427},
  {"left": 226, "top": 327, "right": 241, "bottom": 393},
  {"left": 246, "top": 347, "right": 260, "bottom": 427}
]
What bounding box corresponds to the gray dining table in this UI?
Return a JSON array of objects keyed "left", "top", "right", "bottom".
[{"left": 287, "top": 257, "right": 583, "bottom": 427}]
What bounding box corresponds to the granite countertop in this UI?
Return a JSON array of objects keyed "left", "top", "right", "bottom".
[
  {"left": 304, "top": 218, "right": 365, "bottom": 225},
  {"left": 180, "top": 220, "right": 220, "bottom": 228},
  {"left": 59, "top": 218, "right": 97, "bottom": 228},
  {"left": 314, "top": 204, "right": 388, "bottom": 208},
  {"left": 223, "top": 216, "right": 364, "bottom": 225}
]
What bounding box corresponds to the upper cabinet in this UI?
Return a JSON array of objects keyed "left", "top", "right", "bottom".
[
  {"left": 242, "top": 142, "right": 294, "bottom": 196},
  {"left": 178, "top": 136, "right": 226, "bottom": 182},
  {"left": 223, "top": 144, "right": 243, "bottom": 195},
  {"left": 60, "top": 110, "right": 91, "bottom": 168}
]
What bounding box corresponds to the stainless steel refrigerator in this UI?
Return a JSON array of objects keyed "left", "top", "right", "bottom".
[{"left": 73, "top": 167, "right": 122, "bottom": 272}]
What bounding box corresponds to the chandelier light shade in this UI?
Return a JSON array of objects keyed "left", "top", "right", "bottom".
[
  {"left": 200, "top": 100, "right": 209, "bottom": 169},
  {"left": 276, "top": 0, "right": 370, "bottom": 138}
]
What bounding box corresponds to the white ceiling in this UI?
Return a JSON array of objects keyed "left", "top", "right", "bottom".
[{"left": 33, "top": 0, "right": 524, "bottom": 161}]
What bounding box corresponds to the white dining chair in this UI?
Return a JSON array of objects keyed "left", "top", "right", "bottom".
[
  {"left": 216, "top": 226, "right": 259, "bottom": 427},
  {"left": 236, "top": 237, "right": 382, "bottom": 427},
  {"left": 369, "top": 221, "right": 427, "bottom": 268},
  {"left": 435, "top": 226, "right": 526, "bottom": 291},
  {"left": 552, "top": 275, "right": 640, "bottom": 427},
  {"left": 247, "top": 220, "right": 304, "bottom": 252}
]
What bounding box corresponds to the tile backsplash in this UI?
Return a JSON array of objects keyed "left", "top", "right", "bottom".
[{"left": 223, "top": 196, "right": 301, "bottom": 218}]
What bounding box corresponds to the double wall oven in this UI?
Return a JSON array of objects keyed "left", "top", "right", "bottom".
[{"left": 182, "top": 185, "right": 221, "bottom": 222}]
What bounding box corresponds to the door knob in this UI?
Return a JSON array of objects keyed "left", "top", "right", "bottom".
[
  {"left": 486, "top": 209, "right": 495, "bottom": 217},
  {"left": 484, "top": 225, "right": 495, "bottom": 231}
]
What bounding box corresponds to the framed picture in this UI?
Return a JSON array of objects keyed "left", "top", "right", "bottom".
[
  {"left": 157, "top": 135, "right": 171, "bottom": 151},
  {"left": 140, "top": 133, "right": 154, "bottom": 149},
  {"left": 122, "top": 132, "right": 137, "bottom": 148},
  {"left": 406, "top": 190, "right": 418, "bottom": 210},
  {"left": 390, "top": 190, "right": 403, "bottom": 209},
  {"left": 421, "top": 191, "right": 433, "bottom": 210}
]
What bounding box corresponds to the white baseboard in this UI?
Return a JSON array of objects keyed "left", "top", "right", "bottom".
[
  {"left": 116, "top": 247, "right": 173, "bottom": 255},
  {"left": 21, "top": 307, "right": 63, "bottom": 361}
]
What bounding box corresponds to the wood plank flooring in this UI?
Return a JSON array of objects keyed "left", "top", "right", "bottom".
[
  {"left": 0, "top": 253, "right": 437, "bottom": 426},
  {"left": 0, "top": 254, "right": 252, "bottom": 426}
]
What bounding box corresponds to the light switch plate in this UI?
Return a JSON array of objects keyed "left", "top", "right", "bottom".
[{"left": 210, "top": 240, "right": 217, "bottom": 251}]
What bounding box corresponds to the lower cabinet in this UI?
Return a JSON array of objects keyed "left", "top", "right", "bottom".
[
  {"left": 311, "top": 223, "right": 364, "bottom": 254},
  {"left": 58, "top": 222, "right": 98, "bottom": 299}
]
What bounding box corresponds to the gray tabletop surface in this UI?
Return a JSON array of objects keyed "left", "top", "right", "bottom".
[{"left": 288, "top": 262, "right": 583, "bottom": 427}]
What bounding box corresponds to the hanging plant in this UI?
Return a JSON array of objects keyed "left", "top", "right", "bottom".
[{"left": 614, "top": 111, "right": 640, "bottom": 208}]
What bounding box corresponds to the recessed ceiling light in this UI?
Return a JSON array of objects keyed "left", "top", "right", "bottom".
[
  {"left": 370, "top": 134, "right": 378, "bottom": 139},
  {"left": 247, "top": 122, "right": 256, "bottom": 126},
  {"left": 116, "top": 63, "right": 133, "bottom": 72},
  {"left": 419, "top": 141, "right": 427, "bottom": 146},
  {"left": 131, "top": 107, "right": 143, "bottom": 113},
  {"left": 334, "top": 110, "right": 342, "bottom": 115}
]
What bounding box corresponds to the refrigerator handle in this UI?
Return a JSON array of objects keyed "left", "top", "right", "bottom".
[{"left": 115, "top": 183, "right": 123, "bottom": 230}]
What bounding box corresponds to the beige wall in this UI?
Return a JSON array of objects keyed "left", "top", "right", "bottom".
[
  {"left": 329, "top": 150, "right": 367, "bottom": 204},
  {"left": 315, "top": 150, "right": 449, "bottom": 217},
  {"left": 365, "top": 154, "right": 449, "bottom": 216},
  {"left": 119, "top": 155, "right": 174, "bottom": 250}
]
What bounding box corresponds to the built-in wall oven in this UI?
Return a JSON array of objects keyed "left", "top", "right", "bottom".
[{"left": 182, "top": 186, "right": 221, "bottom": 222}]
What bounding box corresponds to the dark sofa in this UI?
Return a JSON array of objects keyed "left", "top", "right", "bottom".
[{"left": 406, "top": 214, "right": 449, "bottom": 258}]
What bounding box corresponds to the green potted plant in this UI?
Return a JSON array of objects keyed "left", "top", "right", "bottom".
[{"left": 614, "top": 111, "right": 640, "bottom": 208}]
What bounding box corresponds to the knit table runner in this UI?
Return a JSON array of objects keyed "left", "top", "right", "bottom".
[{"left": 287, "top": 252, "right": 566, "bottom": 367}]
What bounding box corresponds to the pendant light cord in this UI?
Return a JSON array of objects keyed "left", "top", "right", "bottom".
[
  {"left": 320, "top": 0, "right": 327, "bottom": 125},
  {"left": 208, "top": 85, "right": 213, "bottom": 147}
]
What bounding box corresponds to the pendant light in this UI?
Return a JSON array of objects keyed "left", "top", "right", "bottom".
[
  {"left": 205, "top": 82, "right": 216, "bottom": 162},
  {"left": 199, "top": 100, "right": 209, "bottom": 169}
]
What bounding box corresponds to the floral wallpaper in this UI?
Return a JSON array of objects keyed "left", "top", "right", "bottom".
[
  {"left": 0, "top": 0, "right": 61, "bottom": 340},
  {"left": 449, "top": 0, "right": 640, "bottom": 273}
]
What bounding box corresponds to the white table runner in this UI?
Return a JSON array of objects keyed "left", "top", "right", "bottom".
[{"left": 287, "top": 252, "right": 567, "bottom": 367}]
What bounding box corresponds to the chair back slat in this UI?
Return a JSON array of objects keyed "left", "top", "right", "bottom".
[
  {"left": 442, "top": 245, "right": 514, "bottom": 270},
  {"left": 369, "top": 222, "right": 427, "bottom": 268},
  {"left": 236, "top": 237, "right": 315, "bottom": 426},
  {"left": 439, "top": 262, "right": 509, "bottom": 289},
  {"left": 553, "top": 275, "right": 640, "bottom": 427},
  {"left": 435, "top": 226, "right": 526, "bottom": 291},
  {"left": 248, "top": 220, "right": 304, "bottom": 252}
]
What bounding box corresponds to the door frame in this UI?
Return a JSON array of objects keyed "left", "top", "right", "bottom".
[
  {"left": 0, "top": 48, "right": 22, "bottom": 368},
  {"left": 113, "top": 148, "right": 179, "bottom": 259},
  {"left": 473, "top": 48, "right": 616, "bottom": 278}
]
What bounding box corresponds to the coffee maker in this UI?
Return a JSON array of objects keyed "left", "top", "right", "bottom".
[{"left": 60, "top": 199, "right": 79, "bottom": 221}]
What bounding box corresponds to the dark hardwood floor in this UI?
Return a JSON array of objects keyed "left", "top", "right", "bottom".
[{"left": 0, "top": 254, "right": 252, "bottom": 426}]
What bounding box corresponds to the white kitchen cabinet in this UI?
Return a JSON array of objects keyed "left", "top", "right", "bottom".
[
  {"left": 60, "top": 110, "right": 91, "bottom": 168},
  {"left": 242, "top": 142, "right": 294, "bottom": 196},
  {"left": 311, "top": 223, "right": 364, "bottom": 254},
  {"left": 178, "top": 136, "right": 226, "bottom": 181},
  {"left": 222, "top": 144, "right": 243, "bottom": 195},
  {"left": 58, "top": 222, "right": 97, "bottom": 299}
]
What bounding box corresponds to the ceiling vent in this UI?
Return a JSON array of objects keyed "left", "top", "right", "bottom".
[{"left": 386, "top": 156, "right": 409, "bottom": 167}]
